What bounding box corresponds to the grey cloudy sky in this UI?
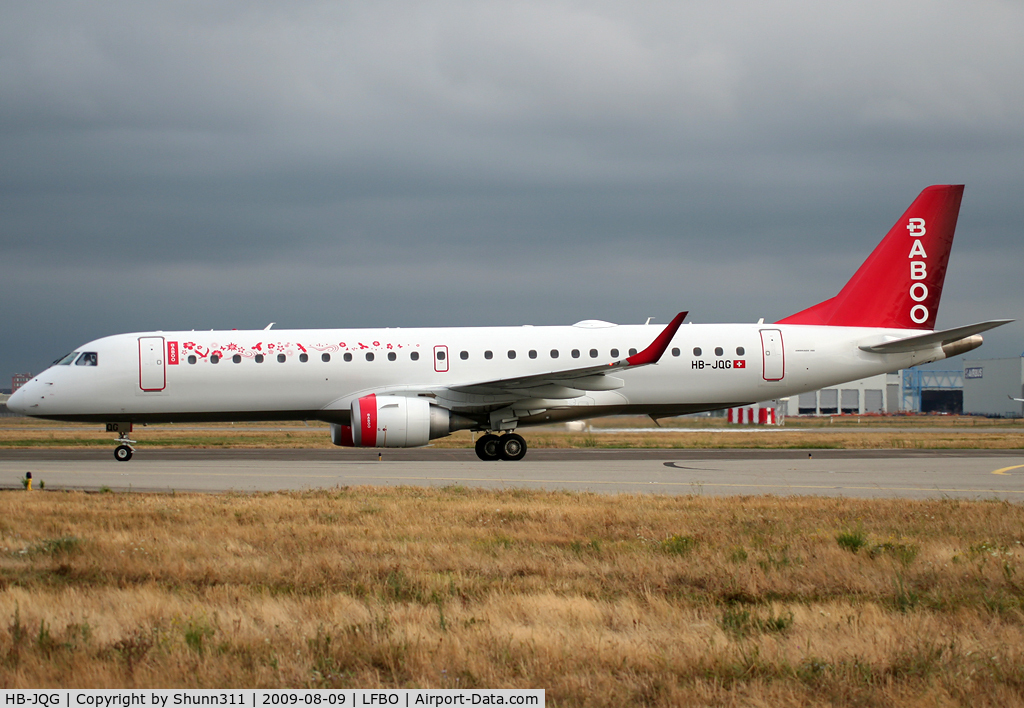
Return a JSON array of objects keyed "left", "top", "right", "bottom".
[{"left": 2, "top": 0, "right": 1023, "bottom": 378}]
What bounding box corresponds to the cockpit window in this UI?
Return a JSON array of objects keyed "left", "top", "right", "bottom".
[
  {"left": 75, "top": 352, "right": 98, "bottom": 366},
  {"left": 56, "top": 352, "right": 79, "bottom": 365}
]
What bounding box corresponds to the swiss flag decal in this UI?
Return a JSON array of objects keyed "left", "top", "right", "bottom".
[{"left": 734, "top": 359, "right": 746, "bottom": 368}]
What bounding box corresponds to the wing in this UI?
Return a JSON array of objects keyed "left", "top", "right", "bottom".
[
  {"left": 317, "top": 312, "right": 689, "bottom": 425},
  {"left": 449, "top": 311, "right": 687, "bottom": 396}
]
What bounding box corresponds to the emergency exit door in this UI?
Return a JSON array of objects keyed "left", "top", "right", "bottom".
[
  {"left": 139, "top": 337, "right": 166, "bottom": 391},
  {"left": 434, "top": 345, "right": 449, "bottom": 373},
  {"left": 760, "top": 329, "right": 785, "bottom": 381}
]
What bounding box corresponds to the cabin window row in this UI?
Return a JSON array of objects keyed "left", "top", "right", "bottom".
[
  {"left": 187, "top": 346, "right": 656, "bottom": 365},
  {"left": 501, "top": 348, "right": 632, "bottom": 360},
  {"left": 192, "top": 351, "right": 404, "bottom": 364},
  {"left": 676, "top": 346, "right": 746, "bottom": 357}
]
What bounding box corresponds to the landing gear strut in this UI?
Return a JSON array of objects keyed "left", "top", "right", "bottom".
[{"left": 475, "top": 432, "right": 527, "bottom": 461}]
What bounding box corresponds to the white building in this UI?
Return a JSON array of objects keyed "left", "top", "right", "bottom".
[{"left": 782, "top": 373, "right": 900, "bottom": 416}]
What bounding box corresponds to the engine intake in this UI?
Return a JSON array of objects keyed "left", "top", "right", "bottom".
[{"left": 330, "top": 394, "right": 472, "bottom": 448}]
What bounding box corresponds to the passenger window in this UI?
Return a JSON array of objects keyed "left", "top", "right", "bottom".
[
  {"left": 410, "top": 351, "right": 419, "bottom": 361},
  {"left": 189, "top": 355, "right": 198, "bottom": 365},
  {"left": 322, "top": 353, "right": 331, "bottom": 362},
  {"left": 692, "top": 348, "right": 701, "bottom": 356},
  {"left": 366, "top": 352, "right": 374, "bottom": 362},
  {"left": 484, "top": 350, "right": 493, "bottom": 360},
  {"left": 529, "top": 350, "right": 537, "bottom": 359},
  {"left": 255, "top": 354, "right": 264, "bottom": 364},
  {"left": 715, "top": 347, "right": 723, "bottom": 356},
  {"left": 233, "top": 354, "right": 242, "bottom": 364},
  {"left": 299, "top": 353, "right": 309, "bottom": 363},
  {"left": 436, "top": 350, "right": 445, "bottom": 361},
  {"left": 460, "top": 351, "right": 468, "bottom": 360},
  {"left": 736, "top": 347, "right": 745, "bottom": 356},
  {"left": 388, "top": 352, "right": 397, "bottom": 361},
  {"left": 671, "top": 348, "right": 680, "bottom": 357},
  {"left": 210, "top": 355, "right": 219, "bottom": 364},
  {"left": 571, "top": 349, "right": 580, "bottom": 358},
  {"left": 508, "top": 350, "right": 517, "bottom": 359},
  {"left": 278, "top": 354, "right": 287, "bottom": 363},
  {"left": 344, "top": 353, "right": 353, "bottom": 362},
  {"left": 590, "top": 349, "right": 598, "bottom": 358},
  {"left": 628, "top": 348, "right": 637, "bottom": 356},
  {"left": 550, "top": 349, "right": 559, "bottom": 358},
  {"left": 610, "top": 348, "right": 619, "bottom": 358},
  {"left": 76, "top": 352, "right": 98, "bottom": 366}
]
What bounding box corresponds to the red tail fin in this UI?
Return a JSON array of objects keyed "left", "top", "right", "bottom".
[{"left": 777, "top": 185, "right": 964, "bottom": 330}]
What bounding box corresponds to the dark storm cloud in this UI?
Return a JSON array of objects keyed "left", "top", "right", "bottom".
[{"left": 2, "top": 1, "right": 1024, "bottom": 377}]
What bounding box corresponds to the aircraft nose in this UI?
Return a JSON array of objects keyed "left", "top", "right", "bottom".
[
  {"left": 6, "top": 376, "right": 48, "bottom": 415},
  {"left": 6, "top": 384, "right": 30, "bottom": 415}
]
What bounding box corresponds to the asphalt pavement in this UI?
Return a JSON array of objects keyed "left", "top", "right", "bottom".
[{"left": 2, "top": 448, "right": 1023, "bottom": 499}]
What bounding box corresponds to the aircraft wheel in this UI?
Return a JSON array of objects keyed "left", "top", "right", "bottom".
[
  {"left": 475, "top": 434, "right": 501, "bottom": 461},
  {"left": 114, "top": 445, "right": 133, "bottom": 462},
  {"left": 498, "top": 433, "right": 527, "bottom": 461}
]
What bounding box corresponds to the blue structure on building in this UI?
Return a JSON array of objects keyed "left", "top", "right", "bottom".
[{"left": 902, "top": 369, "right": 963, "bottom": 413}]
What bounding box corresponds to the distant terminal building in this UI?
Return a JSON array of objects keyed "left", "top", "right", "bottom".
[
  {"left": 963, "top": 357, "right": 1024, "bottom": 418},
  {"left": 784, "top": 367, "right": 975, "bottom": 417},
  {"left": 11, "top": 373, "right": 32, "bottom": 393},
  {"left": 783, "top": 373, "right": 900, "bottom": 416}
]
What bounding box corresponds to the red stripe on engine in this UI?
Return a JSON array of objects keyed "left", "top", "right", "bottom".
[{"left": 360, "top": 394, "right": 377, "bottom": 447}]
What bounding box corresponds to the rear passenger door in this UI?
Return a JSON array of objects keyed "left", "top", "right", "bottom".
[{"left": 760, "top": 329, "right": 784, "bottom": 381}]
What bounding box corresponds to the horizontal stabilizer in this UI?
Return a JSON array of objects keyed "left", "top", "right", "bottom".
[{"left": 859, "top": 320, "right": 1013, "bottom": 353}]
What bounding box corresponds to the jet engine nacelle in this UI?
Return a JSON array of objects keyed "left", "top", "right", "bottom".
[{"left": 330, "top": 394, "right": 465, "bottom": 448}]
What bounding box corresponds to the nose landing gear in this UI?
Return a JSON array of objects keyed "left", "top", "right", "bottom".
[
  {"left": 114, "top": 442, "right": 134, "bottom": 462},
  {"left": 106, "top": 422, "right": 136, "bottom": 462}
]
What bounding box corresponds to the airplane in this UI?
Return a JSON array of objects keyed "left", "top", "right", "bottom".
[{"left": 7, "top": 184, "right": 1012, "bottom": 462}]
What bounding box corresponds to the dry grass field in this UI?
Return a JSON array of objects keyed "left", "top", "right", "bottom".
[
  {"left": 2, "top": 415, "right": 1023, "bottom": 451},
  {"left": 2, "top": 487, "right": 1024, "bottom": 705}
]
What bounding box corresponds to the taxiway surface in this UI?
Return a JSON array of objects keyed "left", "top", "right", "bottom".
[{"left": 2, "top": 449, "right": 1024, "bottom": 499}]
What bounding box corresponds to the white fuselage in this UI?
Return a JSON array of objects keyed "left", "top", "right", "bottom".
[{"left": 10, "top": 321, "right": 941, "bottom": 427}]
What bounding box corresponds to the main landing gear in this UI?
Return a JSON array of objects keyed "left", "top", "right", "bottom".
[{"left": 475, "top": 433, "right": 527, "bottom": 462}]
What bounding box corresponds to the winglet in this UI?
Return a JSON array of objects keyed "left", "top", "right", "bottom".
[{"left": 625, "top": 312, "right": 687, "bottom": 366}]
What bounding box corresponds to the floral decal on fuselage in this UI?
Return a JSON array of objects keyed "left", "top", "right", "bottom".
[{"left": 177, "top": 339, "right": 422, "bottom": 362}]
